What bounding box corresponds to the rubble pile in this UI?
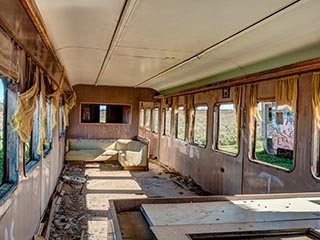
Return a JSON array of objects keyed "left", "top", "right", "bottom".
[{"left": 50, "top": 165, "right": 88, "bottom": 240}]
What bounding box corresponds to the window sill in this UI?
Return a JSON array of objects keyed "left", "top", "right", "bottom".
[
  {"left": 43, "top": 143, "right": 52, "bottom": 157},
  {"left": 0, "top": 182, "right": 17, "bottom": 206},
  {"left": 249, "top": 157, "right": 294, "bottom": 173},
  {"left": 212, "top": 147, "right": 239, "bottom": 157},
  {"left": 26, "top": 159, "right": 40, "bottom": 173}
]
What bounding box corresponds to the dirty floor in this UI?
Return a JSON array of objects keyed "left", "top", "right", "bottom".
[{"left": 49, "top": 160, "right": 200, "bottom": 240}]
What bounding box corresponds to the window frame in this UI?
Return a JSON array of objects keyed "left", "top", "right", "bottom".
[
  {"left": 151, "top": 107, "right": 159, "bottom": 134},
  {"left": 213, "top": 103, "right": 239, "bottom": 156},
  {"left": 139, "top": 108, "right": 145, "bottom": 128},
  {"left": 59, "top": 97, "right": 65, "bottom": 139},
  {"left": 190, "top": 104, "right": 208, "bottom": 148},
  {"left": 0, "top": 78, "right": 18, "bottom": 202},
  {"left": 249, "top": 100, "right": 296, "bottom": 172},
  {"left": 163, "top": 107, "right": 172, "bottom": 136},
  {"left": 25, "top": 95, "right": 41, "bottom": 173},
  {"left": 80, "top": 102, "right": 132, "bottom": 125},
  {"left": 312, "top": 127, "right": 320, "bottom": 180},
  {"left": 43, "top": 98, "right": 53, "bottom": 156},
  {"left": 175, "top": 105, "right": 186, "bottom": 141},
  {"left": 145, "top": 108, "right": 151, "bottom": 130}
]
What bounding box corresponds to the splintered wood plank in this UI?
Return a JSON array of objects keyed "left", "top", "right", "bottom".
[{"left": 141, "top": 198, "right": 320, "bottom": 227}]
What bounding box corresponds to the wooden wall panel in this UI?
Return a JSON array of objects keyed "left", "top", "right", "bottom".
[{"left": 67, "top": 85, "right": 157, "bottom": 139}]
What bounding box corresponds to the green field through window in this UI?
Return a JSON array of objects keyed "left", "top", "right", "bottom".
[
  {"left": 217, "top": 104, "right": 238, "bottom": 155},
  {"left": 193, "top": 105, "right": 208, "bottom": 147}
]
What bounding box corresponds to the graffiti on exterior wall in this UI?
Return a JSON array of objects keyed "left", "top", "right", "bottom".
[{"left": 272, "top": 117, "right": 295, "bottom": 151}]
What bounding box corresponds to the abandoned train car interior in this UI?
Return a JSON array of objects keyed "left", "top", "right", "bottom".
[{"left": 1, "top": 0, "right": 320, "bottom": 239}]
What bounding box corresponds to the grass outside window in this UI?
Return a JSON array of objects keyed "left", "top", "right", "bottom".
[
  {"left": 216, "top": 103, "right": 238, "bottom": 155},
  {"left": 176, "top": 106, "right": 186, "bottom": 140},
  {"left": 192, "top": 105, "right": 208, "bottom": 147},
  {"left": 253, "top": 102, "right": 294, "bottom": 170}
]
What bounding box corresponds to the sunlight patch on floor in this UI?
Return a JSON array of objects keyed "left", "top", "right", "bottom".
[{"left": 87, "top": 218, "right": 108, "bottom": 239}]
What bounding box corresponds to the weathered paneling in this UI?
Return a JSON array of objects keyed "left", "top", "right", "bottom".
[
  {"left": 0, "top": 29, "right": 20, "bottom": 80},
  {"left": 0, "top": 101, "right": 65, "bottom": 240},
  {"left": 67, "top": 85, "right": 157, "bottom": 139},
  {"left": 0, "top": 0, "right": 64, "bottom": 85},
  {"left": 242, "top": 73, "right": 319, "bottom": 194},
  {"left": 157, "top": 88, "right": 243, "bottom": 194},
  {"left": 155, "top": 70, "right": 320, "bottom": 194}
]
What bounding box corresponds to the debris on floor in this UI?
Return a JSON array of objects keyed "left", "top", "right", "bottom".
[
  {"left": 45, "top": 160, "right": 205, "bottom": 239},
  {"left": 149, "top": 159, "right": 211, "bottom": 196}
]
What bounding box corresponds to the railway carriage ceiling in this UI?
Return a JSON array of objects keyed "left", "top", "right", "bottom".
[{"left": 34, "top": 0, "right": 320, "bottom": 91}]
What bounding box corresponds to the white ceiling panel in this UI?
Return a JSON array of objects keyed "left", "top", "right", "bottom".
[
  {"left": 116, "top": 0, "right": 294, "bottom": 52},
  {"left": 98, "top": 0, "right": 297, "bottom": 87},
  {"left": 97, "top": 45, "right": 193, "bottom": 86},
  {"left": 35, "top": 0, "right": 126, "bottom": 84},
  {"left": 139, "top": 0, "right": 320, "bottom": 90},
  {"left": 57, "top": 48, "right": 106, "bottom": 85},
  {"left": 35, "top": 0, "right": 125, "bottom": 48},
  {"left": 34, "top": 0, "right": 320, "bottom": 91}
]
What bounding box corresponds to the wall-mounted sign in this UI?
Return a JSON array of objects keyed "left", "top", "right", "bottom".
[{"left": 222, "top": 87, "right": 230, "bottom": 98}]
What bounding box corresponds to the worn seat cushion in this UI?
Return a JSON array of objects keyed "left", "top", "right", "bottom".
[
  {"left": 65, "top": 138, "right": 148, "bottom": 169},
  {"left": 65, "top": 150, "right": 105, "bottom": 161}
]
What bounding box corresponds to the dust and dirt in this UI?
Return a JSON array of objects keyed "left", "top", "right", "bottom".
[{"left": 48, "top": 160, "right": 209, "bottom": 239}]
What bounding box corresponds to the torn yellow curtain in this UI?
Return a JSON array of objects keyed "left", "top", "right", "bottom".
[
  {"left": 10, "top": 61, "right": 38, "bottom": 143},
  {"left": 187, "top": 94, "right": 194, "bottom": 141},
  {"left": 51, "top": 97, "right": 58, "bottom": 129},
  {"left": 248, "top": 84, "right": 260, "bottom": 156},
  {"left": 162, "top": 97, "right": 172, "bottom": 109},
  {"left": 172, "top": 97, "right": 179, "bottom": 114},
  {"left": 312, "top": 72, "right": 320, "bottom": 129},
  {"left": 233, "top": 86, "right": 242, "bottom": 144},
  {"left": 62, "top": 91, "right": 76, "bottom": 129},
  {"left": 46, "top": 68, "right": 65, "bottom": 130},
  {"left": 276, "top": 75, "right": 299, "bottom": 113}
]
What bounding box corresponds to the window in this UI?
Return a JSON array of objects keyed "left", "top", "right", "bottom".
[
  {"left": 43, "top": 99, "right": 53, "bottom": 155},
  {"left": 80, "top": 103, "right": 131, "bottom": 124},
  {"left": 145, "top": 108, "right": 151, "bottom": 130},
  {"left": 164, "top": 107, "right": 172, "bottom": 136},
  {"left": 25, "top": 141, "right": 31, "bottom": 164},
  {"left": 215, "top": 103, "right": 238, "bottom": 155},
  {"left": 99, "top": 105, "right": 106, "bottom": 123},
  {"left": 59, "top": 98, "right": 64, "bottom": 138},
  {"left": 176, "top": 106, "right": 186, "bottom": 140},
  {"left": 312, "top": 128, "right": 320, "bottom": 178},
  {"left": 139, "top": 108, "right": 144, "bottom": 127},
  {"left": 253, "top": 102, "right": 294, "bottom": 170},
  {"left": 25, "top": 96, "right": 40, "bottom": 170},
  {"left": 192, "top": 105, "right": 208, "bottom": 147},
  {"left": 0, "top": 77, "right": 18, "bottom": 192},
  {"left": 152, "top": 108, "right": 159, "bottom": 133}
]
